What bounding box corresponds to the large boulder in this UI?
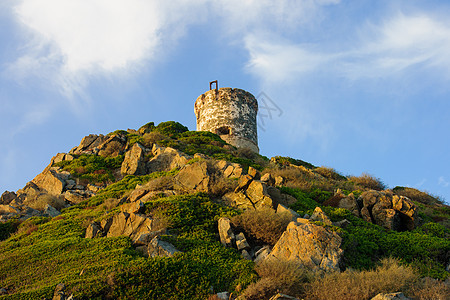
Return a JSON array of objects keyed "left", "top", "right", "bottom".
[
  {"left": 31, "top": 167, "right": 67, "bottom": 196},
  {"left": 218, "top": 217, "right": 235, "bottom": 247},
  {"left": 147, "top": 144, "right": 189, "bottom": 173},
  {"left": 71, "top": 134, "right": 107, "bottom": 155},
  {"left": 147, "top": 236, "right": 180, "bottom": 257},
  {"left": 174, "top": 161, "right": 210, "bottom": 192},
  {"left": 371, "top": 292, "right": 410, "bottom": 300},
  {"left": 310, "top": 207, "right": 332, "bottom": 226},
  {"left": 245, "top": 180, "right": 275, "bottom": 210},
  {"left": 102, "top": 212, "right": 154, "bottom": 244},
  {"left": 121, "top": 143, "right": 148, "bottom": 175},
  {"left": 97, "top": 134, "right": 127, "bottom": 157},
  {"left": 0, "top": 191, "right": 17, "bottom": 205},
  {"left": 267, "top": 221, "right": 343, "bottom": 272},
  {"left": 0, "top": 204, "right": 20, "bottom": 215},
  {"left": 223, "top": 178, "right": 278, "bottom": 211},
  {"left": 359, "top": 191, "right": 417, "bottom": 231}
]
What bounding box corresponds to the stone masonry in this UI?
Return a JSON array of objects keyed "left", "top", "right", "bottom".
[{"left": 194, "top": 87, "right": 259, "bottom": 153}]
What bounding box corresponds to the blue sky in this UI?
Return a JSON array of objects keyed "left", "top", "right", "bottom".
[{"left": 1, "top": 0, "right": 449, "bottom": 203}]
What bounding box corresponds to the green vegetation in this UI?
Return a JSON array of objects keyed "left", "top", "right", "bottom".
[
  {"left": 282, "top": 186, "right": 450, "bottom": 279},
  {"left": 1, "top": 120, "right": 448, "bottom": 299},
  {"left": 55, "top": 154, "right": 124, "bottom": 184},
  {"left": 271, "top": 156, "right": 316, "bottom": 169},
  {"left": 0, "top": 194, "right": 255, "bottom": 299},
  {"left": 72, "top": 169, "right": 179, "bottom": 208},
  {"left": 0, "top": 219, "right": 19, "bottom": 242}
]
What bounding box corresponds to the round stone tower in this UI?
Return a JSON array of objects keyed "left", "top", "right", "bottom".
[{"left": 194, "top": 87, "right": 259, "bottom": 153}]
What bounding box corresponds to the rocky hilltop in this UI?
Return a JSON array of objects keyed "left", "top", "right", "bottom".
[{"left": 0, "top": 121, "right": 449, "bottom": 300}]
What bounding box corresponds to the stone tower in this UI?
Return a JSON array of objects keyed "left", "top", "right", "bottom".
[{"left": 194, "top": 87, "right": 259, "bottom": 153}]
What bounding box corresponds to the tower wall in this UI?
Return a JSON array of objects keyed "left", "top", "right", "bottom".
[{"left": 194, "top": 88, "right": 259, "bottom": 153}]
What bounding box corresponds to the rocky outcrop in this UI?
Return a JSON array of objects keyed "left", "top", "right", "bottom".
[
  {"left": 105, "top": 212, "right": 153, "bottom": 243},
  {"left": 174, "top": 161, "right": 210, "bottom": 192},
  {"left": 0, "top": 191, "right": 17, "bottom": 205},
  {"left": 31, "top": 167, "right": 68, "bottom": 195},
  {"left": 310, "top": 207, "right": 332, "bottom": 225},
  {"left": 71, "top": 134, "right": 107, "bottom": 155},
  {"left": 147, "top": 144, "right": 190, "bottom": 173},
  {"left": 147, "top": 236, "right": 180, "bottom": 257},
  {"left": 121, "top": 143, "right": 148, "bottom": 175},
  {"left": 269, "top": 294, "right": 300, "bottom": 300},
  {"left": 223, "top": 179, "right": 275, "bottom": 210},
  {"left": 267, "top": 220, "right": 343, "bottom": 272},
  {"left": 371, "top": 292, "right": 410, "bottom": 300},
  {"left": 359, "top": 190, "right": 417, "bottom": 231},
  {"left": 276, "top": 204, "right": 300, "bottom": 220},
  {"left": 70, "top": 133, "right": 127, "bottom": 157},
  {"left": 218, "top": 217, "right": 235, "bottom": 247},
  {"left": 86, "top": 210, "right": 155, "bottom": 245}
]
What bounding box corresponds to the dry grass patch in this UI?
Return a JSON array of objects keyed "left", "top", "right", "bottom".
[
  {"left": 314, "top": 167, "right": 346, "bottom": 181},
  {"left": 349, "top": 173, "right": 386, "bottom": 191},
  {"left": 145, "top": 176, "right": 174, "bottom": 191},
  {"left": 241, "top": 259, "right": 311, "bottom": 300},
  {"left": 27, "top": 194, "right": 67, "bottom": 211},
  {"left": 393, "top": 186, "right": 443, "bottom": 205},
  {"left": 231, "top": 208, "right": 291, "bottom": 245},
  {"left": 209, "top": 177, "right": 238, "bottom": 197},
  {"left": 306, "top": 257, "right": 418, "bottom": 300},
  {"left": 409, "top": 277, "right": 450, "bottom": 300},
  {"left": 143, "top": 131, "right": 166, "bottom": 147}
]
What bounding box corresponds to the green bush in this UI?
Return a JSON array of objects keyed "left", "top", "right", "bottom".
[
  {"left": 70, "top": 170, "right": 179, "bottom": 209},
  {"left": 280, "top": 187, "right": 321, "bottom": 215},
  {"left": 326, "top": 208, "right": 450, "bottom": 279},
  {"left": 55, "top": 154, "right": 124, "bottom": 184},
  {"left": 154, "top": 121, "right": 189, "bottom": 138},
  {"left": 271, "top": 156, "right": 315, "bottom": 169},
  {"left": 0, "top": 219, "right": 20, "bottom": 241}
]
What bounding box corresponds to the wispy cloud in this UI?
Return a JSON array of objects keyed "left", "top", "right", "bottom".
[
  {"left": 438, "top": 176, "right": 450, "bottom": 187},
  {"left": 245, "top": 13, "right": 450, "bottom": 83},
  {"left": 8, "top": 0, "right": 342, "bottom": 95}
]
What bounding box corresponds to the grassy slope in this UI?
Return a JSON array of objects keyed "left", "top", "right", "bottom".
[{"left": 0, "top": 121, "right": 449, "bottom": 299}]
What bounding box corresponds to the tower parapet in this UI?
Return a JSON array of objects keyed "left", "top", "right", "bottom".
[{"left": 194, "top": 87, "right": 259, "bottom": 153}]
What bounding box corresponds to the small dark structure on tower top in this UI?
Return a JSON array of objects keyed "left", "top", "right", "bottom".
[{"left": 194, "top": 81, "right": 259, "bottom": 153}]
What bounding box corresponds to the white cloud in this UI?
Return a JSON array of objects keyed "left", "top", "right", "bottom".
[
  {"left": 7, "top": 0, "right": 342, "bottom": 98},
  {"left": 9, "top": 0, "right": 209, "bottom": 97},
  {"left": 245, "top": 13, "right": 450, "bottom": 83},
  {"left": 438, "top": 176, "right": 450, "bottom": 187}
]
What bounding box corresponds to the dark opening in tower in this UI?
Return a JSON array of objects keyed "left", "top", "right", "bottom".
[{"left": 216, "top": 126, "right": 231, "bottom": 136}]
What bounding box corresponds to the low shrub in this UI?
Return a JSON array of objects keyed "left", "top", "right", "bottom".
[
  {"left": 314, "top": 166, "right": 347, "bottom": 181},
  {"left": 409, "top": 277, "right": 450, "bottom": 300},
  {"left": 271, "top": 156, "right": 315, "bottom": 169},
  {"left": 393, "top": 186, "right": 443, "bottom": 205},
  {"left": 69, "top": 169, "right": 179, "bottom": 209},
  {"left": 142, "top": 131, "right": 167, "bottom": 147},
  {"left": 333, "top": 208, "right": 450, "bottom": 279},
  {"left": 55, "top": 154, "right": 124, "bottom": 184},
  {"left": 209, "top": 177, "right": 239, "bottom": 198},
  {"left": 153, "top": 121, "right": 189, "bottom": 138},
  {"left": 349, "top": 173, "right": 386, "bottom": 191},
  {"left": 280, "top": 187, "right": 321, "bottom": 215},
  {"left": 27, "top": 194, "right": 66, "bottom": 211},
  {"left": 0, "top": 219, "right": 20, "bottom": 241},
  {"left": 241, "top": 259, "right": 310, "bottom": 300},
  {"left": 231, "top": 208, "right": 291, "bottom": 246},
  {"left": 306, "top": 257, "right": 418, "bottom": 300}
]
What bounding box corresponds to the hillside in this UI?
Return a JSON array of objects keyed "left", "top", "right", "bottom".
[{"left": 0, "top": 121, "right": 449, "bottom": 300}]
